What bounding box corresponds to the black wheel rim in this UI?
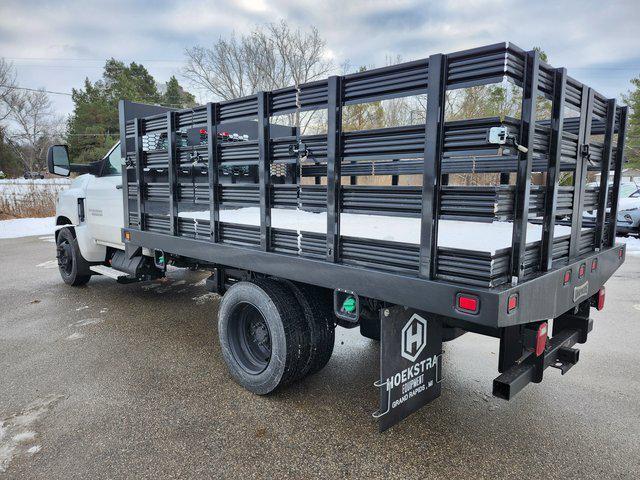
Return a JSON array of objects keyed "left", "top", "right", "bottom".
[
  {"left": 228, "top": 302, "right": 272, "bottom": 375},
  {"left": 56, "top": 239, "right": 73, "bottom": 276}
]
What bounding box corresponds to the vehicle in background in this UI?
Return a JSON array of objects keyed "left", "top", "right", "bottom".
[
  {"left": 584, "top": 181, "right": 640, "bottom": 237},
  {"left": 23, "top": 171, "right": 45, "bottom": 179}
]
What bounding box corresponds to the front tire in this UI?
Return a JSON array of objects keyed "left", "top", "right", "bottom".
[
  {"left": 56, "top": 228, "right": 91, "bottom": 286},
  {"left": 218, "top": 279, "right": 311, "bottom": 394}
]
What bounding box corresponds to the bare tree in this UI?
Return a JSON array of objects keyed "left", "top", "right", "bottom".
[
  {"left": 5, "top": 89, "right": 62, "bottom": 173},
  {"left": 0, "top": 58, "right": 17, "bottom": 124},
  {"left": 183, "top": 20, "right": 333, "bottom": 100}
]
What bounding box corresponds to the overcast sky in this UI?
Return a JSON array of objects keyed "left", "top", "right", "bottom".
[{"left": 1, "top": 0, "right": 639, "bottom": 116}]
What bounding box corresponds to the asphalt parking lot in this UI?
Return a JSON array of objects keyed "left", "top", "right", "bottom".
[{"left": 1, "top": 235, "right": 639, "bottom": 479}]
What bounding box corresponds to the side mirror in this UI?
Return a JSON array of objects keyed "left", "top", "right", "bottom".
[{"left": 47, "top": 145, "right": 70, "bottom": 177}]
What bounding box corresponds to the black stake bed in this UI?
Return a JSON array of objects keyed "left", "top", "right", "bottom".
[{"left": 115, "top": 41, "right": 628, "bottom": 430}]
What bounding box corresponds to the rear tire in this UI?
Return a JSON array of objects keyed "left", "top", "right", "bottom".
[
  {"left": 280, "top": 281, "right": 335, "bottom": 376},
  {"left": 56, "top": 228, "right": 91, "bottom": 286},
  {"left": 218, "top": 279, "right": 311, "bottom": 394}
]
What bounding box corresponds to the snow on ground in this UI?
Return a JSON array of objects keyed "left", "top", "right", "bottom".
[
  {"left": 618, "top": 236, "right": 640, "bottom": 256},
  {"left": 178, "top": 207, "right": 574, "bottom": 254},
  {"left": 0, "top": 179, "right": 70, "bottom": 201},
  {"left": 0, "top": 217, "right": 56, "bottom": 239},
  {"left": 0, "top": 394, "right": 63, "bottom": 473}
]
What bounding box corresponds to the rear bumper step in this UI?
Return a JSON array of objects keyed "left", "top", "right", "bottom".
[{"left": 492, "top": 315, "right": 593, "bottom": 400}]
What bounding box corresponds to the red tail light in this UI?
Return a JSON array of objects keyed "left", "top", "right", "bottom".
[
  {"left": 507, "top": 293, "right": 518, "bottom": 313},
  {"left": 563, "top": 270, "right": 572, "bottom": 285},
  {"left": 535, "top": 322, "right": 548, "bottom": 356},
  {"left": 199, "top": 128, "right": 207, "bottom": 134},
  {"left": 596, "top": 287, "right": 605, "bottom": 311},
  {"left": 591, "top": 258, "right": 598, "bottom": 271},
  {"left": 456, "top": 294, "right": 479, "bottom": 314},
  {"left": 578, "top": 263, "right": 586, "bottom": 278}
]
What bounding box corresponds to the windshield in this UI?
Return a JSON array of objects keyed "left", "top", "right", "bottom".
[{"left": 619, "top": 183, "right": 639, "bottom": 198}]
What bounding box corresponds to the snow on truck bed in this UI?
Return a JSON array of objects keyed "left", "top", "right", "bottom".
[{"left": 178, "top": 207, "right": 575, "bottom": 255}]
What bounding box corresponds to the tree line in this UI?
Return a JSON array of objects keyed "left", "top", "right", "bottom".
[{"left": 1, "top": 20, "right": 639, "bottom": 178}]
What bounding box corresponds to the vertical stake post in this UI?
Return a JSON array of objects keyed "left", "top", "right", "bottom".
[
  {"left": 257, "top": 92, "right": 271, "bottom": 251},
  {"left": 206, "top": 102, "right": 220, "bottom": 242},
  {"left": 595, "top": 98, "right": 617, "bottom": 249},
  {"left": 326, "top": 76, "right": 343, "bottom": 262},
  {"left": 540, "top": 67, "right": 567, "bottom": 271},
  {"left": 419, "top": 53, "right": 446, "bottom": 279},
  {"left": 134, "top": 117, "right": 145, "bottom": 230},
  {"left": 510, "top": 50, "right": 540, "bottom": 281},
  {"left": 166, "top": 111, "right": 177, "bottom": 236},
  {"left": 607, "top": 106, "right": 629, "bottom": 247},
  {"left": 569, "top": 87, "right": 594, "bottom": 260}
]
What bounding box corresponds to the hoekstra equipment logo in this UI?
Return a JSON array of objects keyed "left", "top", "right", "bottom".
[{"left": 401, "top": 314, "right": 427, "bottom": 362}]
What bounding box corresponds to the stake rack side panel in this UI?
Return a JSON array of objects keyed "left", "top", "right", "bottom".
[{"left": 120, "top": 42, "right": 627, "bottom": 289}]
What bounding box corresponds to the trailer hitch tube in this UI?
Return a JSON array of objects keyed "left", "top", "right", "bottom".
[{"left": 492, "top": 318, "right": 592, "bottom": 400}]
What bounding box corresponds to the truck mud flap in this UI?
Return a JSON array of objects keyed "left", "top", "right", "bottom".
[{"left": 374, "top": 306, "right": 443, "bottom": 432}]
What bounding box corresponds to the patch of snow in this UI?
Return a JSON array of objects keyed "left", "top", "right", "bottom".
[
  {"left": 0, "top": 394, "right": 63, "bottom": 472},
  {"left": 178, "top": 207, "right": 575, "bottom": 254},
  {"left": 0, "top": 179, "right": 70, "bottom": 202},
  {"left": 11, "top": 432, "right": 36, "bottom": 443},
  {"left": 35, "top": 260, "right": 58, "bottom": 269},
  {"left": 75, "top": 306, "right": 89, "bottom": 311},
  {"left": 156, "top": 279, "right": 188, "bottom": 293},
  {"left": 618, "top": 236, "right": 640, "bottom": 256},
  {"left": 69, "top": 318, "right": 103, "bottom": 327},
  {"left": 0, "top": 217, "right": 56, "bottom": 239},
  {"left": 66, "top": 332, "right": 84, "bottom": 341},
  {"left": 0, "top": 178, "right": 71, "bottom": 185},
  {"left": 192, "top": 293, "right": 217, "bottom": 305}
]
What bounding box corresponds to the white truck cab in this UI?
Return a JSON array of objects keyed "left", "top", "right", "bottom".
[
  {"left": 48, "top": 142, "right": 128, "bottom": 284},
  {"left": 55, "top": 142, "right": 124, "bottom": 253}
]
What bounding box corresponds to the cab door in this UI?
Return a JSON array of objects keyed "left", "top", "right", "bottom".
[{"left": 84, "top": 143, "right": 125, "bottom": 248}]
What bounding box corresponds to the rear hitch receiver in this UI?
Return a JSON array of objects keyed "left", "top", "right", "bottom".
[{"left": 492, "top": 310, "right": 592, "bottom": 400}]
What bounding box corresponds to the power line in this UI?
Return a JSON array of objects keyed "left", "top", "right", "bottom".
[
  {"left": 5, "top": 57, "right": 183, "bottom": 63},
  {"left": 65, "top": 133, "right": 118, "bottom": 136},
  {"left": 0, "top": 84, "right": 72, "bottom": 96},
  {"left": 5, "top": 56, "right": 640, "bottom": 71}
]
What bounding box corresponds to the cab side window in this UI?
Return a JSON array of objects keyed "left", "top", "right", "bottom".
[{"left": 103, "top": 146, "right": 122, "bottom": 176}]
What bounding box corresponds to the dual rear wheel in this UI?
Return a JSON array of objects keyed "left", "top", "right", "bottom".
[{"left": 218, "top": 278, "right": 335, "bottom": 394}]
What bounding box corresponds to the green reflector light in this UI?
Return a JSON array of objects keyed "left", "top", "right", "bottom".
[{"left": 342, "top": 296, "right": 356, "bottom": 313}]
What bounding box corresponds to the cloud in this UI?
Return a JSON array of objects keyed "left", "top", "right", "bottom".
[{"left": 1, "top": 0, "right": 639, "bottom": 116}]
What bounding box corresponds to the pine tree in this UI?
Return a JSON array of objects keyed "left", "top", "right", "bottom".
[
  {"left": 67, "top": 61, "right": 195, "bottom": 163},
  {"left": 163, "top": 76, "right": 196, "bottom": 108},
  {"left": 623, "top": 77, "right": 640, "bottom": 169}
]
